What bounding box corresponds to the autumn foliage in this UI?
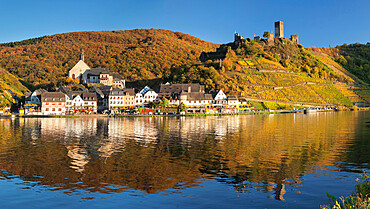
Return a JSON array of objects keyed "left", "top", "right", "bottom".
[{"left": 0, "top": 29, "right": 218, "bottom": 88}]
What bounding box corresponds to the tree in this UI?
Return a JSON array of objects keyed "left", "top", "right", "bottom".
[
  {"left": 263, "top": 31, "right": 271, "bottom": 38},
  {"left": 177, "top": 102, "right": 186, "bottom": 113},
  {"left": 66, "top": 77, "right": 74, "bottom": 84},
  {"left": 161, "top": 98, "right": 169, "bottom": 107}
]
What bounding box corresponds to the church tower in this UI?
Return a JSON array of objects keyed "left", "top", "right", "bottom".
[
  {"left": 80, "top": 48, "right": 85, "bottom": 61},
  {"left": 274, "top": 21, "right": 284, "bottom": 38}
]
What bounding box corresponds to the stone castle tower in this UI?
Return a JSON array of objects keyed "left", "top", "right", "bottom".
[{"left": 274, "top": 21, "right": 284, "bottom": 38}]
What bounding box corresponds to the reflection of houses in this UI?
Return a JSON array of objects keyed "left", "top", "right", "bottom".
[
  {"left": 41, "top": 92, "right": 67, "bottom": 115},
  {"left": 67, "top": 145, "right": 90, "bottom": 173}
]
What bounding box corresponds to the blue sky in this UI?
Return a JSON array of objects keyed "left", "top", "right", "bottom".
[{"left": 0, "top": 0, "right": 369, "bottom": 47}]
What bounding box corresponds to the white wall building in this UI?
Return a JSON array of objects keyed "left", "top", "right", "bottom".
[
  {"left": 41, "top": 92, "right": 67, "bottom": 115},
  {"left": 136, "top": 86, "right": 158, "bottom": 105}
]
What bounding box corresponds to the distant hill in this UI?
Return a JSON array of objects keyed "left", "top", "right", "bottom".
[
  {"left": 0, "top": 68, "right": 29, "bottom": 107},
  {"left": 165, "top": 39, "right": 369, "bottom": 107},
  {"left": 308, "top": 43, "right": 370, "bottom": 85},
  {"left": 0, "top": 29, "right": 218, "bottom": 89},
  {"left": 0, "top": 29, "right": 369, "bottom": 107}
]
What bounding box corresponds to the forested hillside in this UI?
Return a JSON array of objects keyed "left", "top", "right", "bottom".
[
  {"left": 0, "top": 29, "right": 218, "bottom": 89},
  {"left": 0, "top": 68, "right": 29, "bottom": 107},
  {"left": 164, "top": 38, "right": 369, "bottom": 106},
  {"left": 0, "top": 28, "right": 368, "bottom": 107},
  {"left": 308, "top": 43, "right": 370, "bottom": 84}
]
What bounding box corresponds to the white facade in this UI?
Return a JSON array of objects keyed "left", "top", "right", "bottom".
[
  {"left": 182, "top": 99, "right": 212, "bottom": 106},
  {"left": 68, "top": 60, "right": 90, "bottom": 82},
  {"left": 66, "top": 95, "right": 84, "bottom": 109},
  {"left": 135, "top": 93, "right": 143, "bottom": 106},
  {"left": 41, "top": 94, "right": 67, "bottom": 115},
  {"left": 109, "top": 94, "right": 126, "bottom": 110},
  {"left": 214, "top": 90, "right": 227, "bottom": 100},
  {"left": 65, "top": 94, "right": 97, "bottom": 113},
  {"left": 227, "top": 96, "right": 240, "bottom": 106},
  {"left": 134, "top": 86, "right": 158, "bottom": 105},
  {"left": 227, "top": 100, "right": 240, "bottom": 105}
]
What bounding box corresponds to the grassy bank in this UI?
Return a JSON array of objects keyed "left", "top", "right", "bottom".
[{"left": 321, "top": 173, "right": 370, "bottom": 209}]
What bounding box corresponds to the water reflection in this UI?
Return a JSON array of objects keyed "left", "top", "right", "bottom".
[{"left": 0, "top": 112, "right": 369, "bottom": 199}]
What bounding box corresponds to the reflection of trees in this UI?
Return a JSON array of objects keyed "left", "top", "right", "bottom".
[
  {"left": 0, "top": 112, "right": 364, "bottom": 197},
  {"left": 196, "top": 113, "right": 359, "bottom": 200},
  {"left": 337, "top": 111, "right": 370, "bottom": 170}
]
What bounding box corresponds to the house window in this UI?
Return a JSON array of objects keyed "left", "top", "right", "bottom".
[
  {"left": 52, "top": 108, "right": 55, "bottom": 111},
  {"left": 58, "top": 108, "right": 61, "bottom": 111},
  {"left": 46, "top": 108, "right": 49, "bottom": 111}
]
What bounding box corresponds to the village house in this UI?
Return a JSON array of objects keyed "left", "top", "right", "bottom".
[
  {"left": 82, "top": 92, "right": 98, "bottom": 113},
  {"left": 99, "top": 86, "right": 112, "bottom": 111},
  {"left": 68, "top": 49, "right": 90, "bottom": 82},
  {"left": 122, "top": 88, "right": 136, "bottom": 108},
  {"left": 135, "top": 86, "right": 158, "bottom": 105},
  {"left": 65, "top": 94, "right": 83, "bottom": 114},
  {"left": 158, "top": 83, "right": 206, "bottom": 105},
  {"left": 25, "top": 88, "right": 47, "bottom": 112},
  {"left": 89, "top": 86, "right": 107, "bottom": 112},
  {"left": 179, "top": 92, "right": 213, "bottom": 106},
  {"left": 68, "top": 50, "right": 125, "bottom": 88},
  {"left": 41, "top": 92, "right": 67, "bottom": 115},
  {"left": 211, "top": 90, "right": 228, "bottom": 105},
  {"left": 227, "top": 95, "right": 240, "bottom": 106},
  {"left": 109, "top": 88, "right": 136, "bottom": 112}
]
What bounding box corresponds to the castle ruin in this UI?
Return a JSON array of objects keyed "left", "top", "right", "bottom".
[
  {"left": 233, "top": 21, "right": 299, "bottom": 45},
  {"left": 274, "top": 21, "right": 284, "bottom": 38}
]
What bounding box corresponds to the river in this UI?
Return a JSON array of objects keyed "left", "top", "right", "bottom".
[{"left": 0, "top": 111, "right": 369, "bottom": 208}]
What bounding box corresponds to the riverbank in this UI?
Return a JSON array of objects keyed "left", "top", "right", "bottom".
[
  {"left": 321, "top": 173, "right": 370, "bottom": 209},
  {"left": 3, "top": 108, "right": 369, "bottom": 118},
  {"left": 115, "top": 111, "right": 287, "bottom": 118}
]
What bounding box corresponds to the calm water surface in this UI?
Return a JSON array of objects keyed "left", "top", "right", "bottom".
[{"left": 0, "top": 111, "right": 369, "bottom": 208}]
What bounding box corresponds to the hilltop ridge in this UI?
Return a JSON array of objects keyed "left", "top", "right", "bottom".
[
  {"left": 0, "top": 27, "right": 369, "bottom": 107},
  {"left": 0, "top": 29, "right": 218, "bottom": 88}
]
